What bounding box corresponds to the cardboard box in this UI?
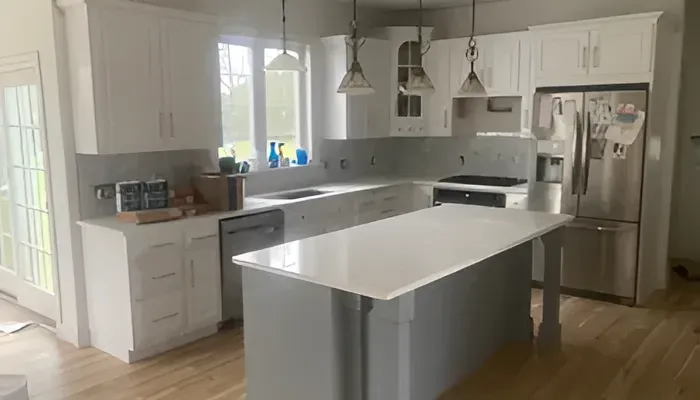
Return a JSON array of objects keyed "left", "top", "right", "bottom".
[{"left": 191, "top": 174, "right": 245, "bottom": 211}]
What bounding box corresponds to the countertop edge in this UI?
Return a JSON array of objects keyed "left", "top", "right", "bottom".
[
  {"left": 77, "top": 177, "right": 532, "bottom": 233},
  {"left": 232, "top": 215, "right": 572, "bottom": 300}
]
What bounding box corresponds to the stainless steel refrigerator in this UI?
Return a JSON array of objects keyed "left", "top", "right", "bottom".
[{"left": 531, "top": 84, "right": 648, "bottom": 304}]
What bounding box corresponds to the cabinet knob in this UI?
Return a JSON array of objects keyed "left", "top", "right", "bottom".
[{"left": 408, "top": 127, "right": 414, "bottom": 132}]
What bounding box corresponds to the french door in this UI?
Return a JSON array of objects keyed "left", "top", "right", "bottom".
[{"left": 0, "top": 53, "right": 58, "bottom": 321}]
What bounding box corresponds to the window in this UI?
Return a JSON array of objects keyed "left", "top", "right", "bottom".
[
  {"left": 218, "top": 43, "right": 254, "bottom": 162},
  {"left": 218, "top": 37, "right": 309, "bottom": 170}
]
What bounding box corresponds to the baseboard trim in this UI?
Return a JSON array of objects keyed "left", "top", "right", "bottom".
[{"left": 128, "top": 324, "right": 219, "bottom": 363}]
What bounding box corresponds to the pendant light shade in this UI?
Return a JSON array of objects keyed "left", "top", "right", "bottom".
[
  {"left": 337, "top": 0, "right": 374, "bottom": 95},
  {"left": 457, "top": 0, "right": 488, "bottom": 97},
  {"left": 338, "top": 60, "right": 375, "bottom": 95},
  {"left": 265, "top": 0, "right": 306, "bottom": 72},
  {"left": 403, "top": 0, "right": 435, "bottom": 96},
  {"left": 405, "top": 67, "right": 435, "bottom": 96},
  {"left": 266, "top": 51, "right": 306, "bottom": 72},
  {"left": 459, "top": 70, "right": 487, "bottom": 97}
]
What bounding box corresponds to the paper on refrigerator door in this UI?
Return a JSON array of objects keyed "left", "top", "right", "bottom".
[
  {"left": 538, "top": 95, "right": 554, "bottom": 129},
  {"left": 606, "top": 110, "right": 645, "bottom": 146}
]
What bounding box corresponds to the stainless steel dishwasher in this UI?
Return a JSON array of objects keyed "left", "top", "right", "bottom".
[{"left": 220, "top": 209, "right": 285, "bottom": 323}]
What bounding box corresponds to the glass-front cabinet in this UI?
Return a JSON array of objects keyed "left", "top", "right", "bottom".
[
  {"left": 396, "top": 40, "right": 423, "bottom": 118},
  {"left": 386, "top": 26, "right": 433, "bottom": 137}
]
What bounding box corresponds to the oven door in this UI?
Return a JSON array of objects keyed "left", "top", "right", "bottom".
[{"left": 433, "top": 189, "right": 507, "bottom": 208}]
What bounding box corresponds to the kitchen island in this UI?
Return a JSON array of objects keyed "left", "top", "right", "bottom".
[{"left": 233, "top": 204, "right": 572, "bottom": 400}]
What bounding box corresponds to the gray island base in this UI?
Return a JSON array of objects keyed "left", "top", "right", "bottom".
[{"left": 234, "top": 205, "right": 569, "bottom": 400}]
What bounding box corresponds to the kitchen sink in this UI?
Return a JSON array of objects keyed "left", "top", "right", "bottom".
[{"left": 258, "top": 189, "right": 334, "bottom": 200}]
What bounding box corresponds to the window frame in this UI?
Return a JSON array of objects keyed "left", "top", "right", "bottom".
[{"left": 218, "top": 35, "right": 310, "bottom": 170}]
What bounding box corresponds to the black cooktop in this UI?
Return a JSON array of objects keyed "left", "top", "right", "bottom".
[{"left": 438, "top": 175, "right": 527, "bottom": 187}]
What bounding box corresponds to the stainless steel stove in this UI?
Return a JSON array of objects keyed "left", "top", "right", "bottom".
[{"left": 434, "top": 175, "right": 527, "bottom": 208}]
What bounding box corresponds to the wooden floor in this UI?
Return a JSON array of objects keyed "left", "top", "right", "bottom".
[{"left": 3, "top": 280, "right": 700, "bottom": 399}]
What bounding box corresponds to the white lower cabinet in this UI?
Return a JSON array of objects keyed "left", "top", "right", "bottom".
[
  {"left": 81, "top": 218, "right": 221, "bottom": 363},
  {"left": 185, "top": 230, "right": 221, "bottom": 331},
  {"left": 81, "top": 184, "right": 430, "bottom": 363}
]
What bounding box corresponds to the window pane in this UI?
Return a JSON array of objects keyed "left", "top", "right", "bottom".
[
  {"left": 265, "top": 48, "right": 301, "bottom": 161},
  {"left": 219, "top": 43, "right": 254, "bottom": 164}
]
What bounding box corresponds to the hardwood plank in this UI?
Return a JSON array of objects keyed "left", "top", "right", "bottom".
[{"left": 4, "top": 282, "right": 700, "bottom": 400}]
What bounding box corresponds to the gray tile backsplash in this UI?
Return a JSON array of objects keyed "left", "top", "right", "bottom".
[
  {"left": 77, "top": 134, "right": 534, "bottom": 219},
  {"left": 391, "top": 136, "right": 536, "bottom": 179},
  {"left": 77, "top": 150, "right": 215, "bottom": 219}
]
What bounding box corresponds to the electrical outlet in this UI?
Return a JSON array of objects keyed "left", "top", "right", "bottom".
[{"left": 95, "top": 183, "right": 116, "bottom": 200}]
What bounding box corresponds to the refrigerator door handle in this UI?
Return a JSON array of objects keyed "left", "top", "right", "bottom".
[
  {"left": 571, "top": 110, "right": 583, "bottom": 195},
  {"left": 582, "top": 112, "right": 592, "bottom": 195},
  {"left": 567, "top": 223, "right": 636, "bottom": 233}
]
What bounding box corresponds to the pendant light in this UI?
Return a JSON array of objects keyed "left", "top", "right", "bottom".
[
  {"left": 403, "top": 0, "right": 435, "bottom": 96},
  {"left": 337, "top": 0, "right": 374, "bottom": 95},
  {"left": 266, "top": 0, "right": 307, "bottom": 72},
  {"left": 458, "top": 0, "right": 487, "bottom": 97}
]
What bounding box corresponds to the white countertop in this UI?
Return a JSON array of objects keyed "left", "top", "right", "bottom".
[
  {"left": 233, "top": 204, "right": 572, "bottom": 300},
  {"left": 77, "top": 176, "right": 530, "bottom": 233}
]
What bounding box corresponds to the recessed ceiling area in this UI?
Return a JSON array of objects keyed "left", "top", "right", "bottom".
[{"left": 348, "top": 0, "right": 507, "bottom": 11}]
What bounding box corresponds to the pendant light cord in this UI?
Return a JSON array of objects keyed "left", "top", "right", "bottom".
[
  {"left": 467, "top": 0, "right": 478, "bottom": 67},
  {"left": 351, "top": 0, "right": 359, "bottom": 62},
  {"left": 281, "top": 0, "right": 288, "bottom": 53},
  {"left": 470, "top": 0, "right": 476, "bottom": 40}
]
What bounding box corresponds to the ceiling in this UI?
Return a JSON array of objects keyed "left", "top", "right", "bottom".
[{"left": 350, "top": 0, "right": 506, "bottom": 11}]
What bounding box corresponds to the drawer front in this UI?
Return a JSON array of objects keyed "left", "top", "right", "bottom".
[
  {"left": 133, "top": 292, "right": 185, "bottom": 349},
  {"left": 131, "top": 241, "right": 184, "bottom": 300}
]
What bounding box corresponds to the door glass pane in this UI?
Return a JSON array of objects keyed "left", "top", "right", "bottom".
[
  {"left": 265, "top": 48, "right": 301, "bottom": 161},
  {"left": 1, "top": 83, "right": 54, "bottom": 294}
]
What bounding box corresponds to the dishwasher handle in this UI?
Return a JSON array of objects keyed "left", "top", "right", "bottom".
[{"left": 225, "top": 224, "right": 280, "bottom": 236}]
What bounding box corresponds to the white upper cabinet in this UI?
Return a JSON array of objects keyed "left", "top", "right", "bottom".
[
  {"left": 60, "top": 0, "right": 220, "bottom": 154},
  {"left": 385, "top": 27, "right": 433, "bottom": 137},
  {"left": 589, "top": 21, "right": 655, "bottom": 77},
  {"left": 163, "top": 18, "right": 221, "bottom": 151},
  {"left": 321, "top": 36, "right": 391, "bottom": 140},
  {"left": 532, "top": 30, "right": 590, "bottom": 84},
  {"left": 451, "top": 32, "right": 527, "bottom": 98},
  {"left": 479, "top": 33, "right": 522, "bottom": 97},
  {"left": 530, "top": 12, "right": 661, "bottom": 87},
  {"left": 90, "top": 6, "right": 163, "bottom": 153},
  {"left": 423, "top": 39, "right": 453, "bottom": 137}
]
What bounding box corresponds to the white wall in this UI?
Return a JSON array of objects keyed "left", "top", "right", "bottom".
[
  {"left": 0, "top": 1, "right": 86, "bottom": 345},
  {"left": 421, "top": 0, "right": 683, "bottom": 39},
  {"left": 144, "top": 0, "right": 384, "bottom": 39}
]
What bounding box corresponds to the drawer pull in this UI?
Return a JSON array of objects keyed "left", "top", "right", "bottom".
[
  {"left": 151, "top": 272, "right": 176, "bottom": 280},
  {"left": 150, "top": 242, "right": 175, "bottom": 249},
  {"left": 192, "top": 234, "right": 217, "bottom": 241},
  {"left": 152, "top": 312, "right": 179, "bottom": 323},
  {"left": 381, "top": 209, "right": 397, "bottom": 215}
]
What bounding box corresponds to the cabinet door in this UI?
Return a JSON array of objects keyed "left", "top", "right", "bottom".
[
  {"left": 163, "top": 18, "right": 221, "bottom": 151},
  {"left": 423, "top": 39, "right": 452, "bottom": 137},
  {"left": 451, "top": 38, "right": 488, "bottom": 98},
  {"left": 185, "top": 233, "right": 221, "bottom": 330},
  {"left": 482, "top": 35, "right": 521, "bottom": 96},
  {"left": 92, "top": 5, "right": 162, "bottom": 153},
  {"left": 533, "top": 31, "right": 590, "bottom": 83},
  {"left": 363, "top": 39, "right": 391, "bottom": 138},
  {"left": 589, "top": 22, "right": 654, "bottom": 77}
]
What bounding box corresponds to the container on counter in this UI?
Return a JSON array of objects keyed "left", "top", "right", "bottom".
[{"left": 115, "top": 180, "right": 143, "bottom": 212}]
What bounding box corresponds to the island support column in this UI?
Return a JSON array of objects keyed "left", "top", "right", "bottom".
[
  {"left": 537, "top": 227, "right": 564, "bottom": 350},
  {"left": 344, "top": 293, "right": 374, "bottom": 400}
]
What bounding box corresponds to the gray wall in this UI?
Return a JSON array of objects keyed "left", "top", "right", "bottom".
[{"left": 670, "top": 1, "right": 700, "bottom": 261}]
